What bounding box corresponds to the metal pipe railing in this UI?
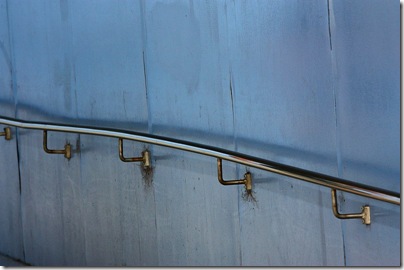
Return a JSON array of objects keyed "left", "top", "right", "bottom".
[{"left": 0, "top": 115, "right": 400, "bottom": 206}]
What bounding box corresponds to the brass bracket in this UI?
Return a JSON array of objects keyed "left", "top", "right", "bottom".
[
  {"left": 118, "top": 138, "right": 151, "bottom": 169},
  {"left": 331, "top": 189, "right": 371, "bottom": 225},
  {"left": 0, "top": 127, "right": 11, "bottom": 140},
  {"left": 43, "top": 130, "right": 71, "bottom": 160},
  {"left": 217, "top": 158, "right": 252, "bottom": 192}
]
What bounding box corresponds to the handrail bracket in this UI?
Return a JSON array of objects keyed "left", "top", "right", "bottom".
[
  {"left": 43, "top": 130, "right": 71, "bottom": 160},
  {"left": 0, "top": 116, "right": 399, "bottom": 206},
  {"left": 119, "top": 138, "right": 151, "bottom": 169},
  {"left": 217, "top": 158, "right": 252, "bottom": 192},
  {"left": 331, "top": 189, "right": 371, "bottom": 225},
  {"left": 0, "top": 127, "right": 11, "bottom": 140}
]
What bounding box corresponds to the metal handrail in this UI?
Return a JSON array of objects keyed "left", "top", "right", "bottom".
[{"left": 0, "top": 115, "right": 400, "bottom": 206}]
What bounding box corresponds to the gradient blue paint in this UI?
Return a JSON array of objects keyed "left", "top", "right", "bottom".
[
  {"left": 0, "top": 0, "right": 399, "bottom": 266},
  {"left": 330, "top": 0, "right": 400, "bottom": 266},
  {"left": 0, "top": 0, "right": 24, "bottom": 261}
]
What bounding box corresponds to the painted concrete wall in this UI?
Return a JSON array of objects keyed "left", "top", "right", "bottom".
[
  {"left": 0, "top": 0, "right": 400, "bottom": 266},
  {"left": 0, "top": 0, "right": 24, "bottom": 261}
]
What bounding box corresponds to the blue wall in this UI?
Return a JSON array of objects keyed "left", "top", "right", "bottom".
[{"left": 0, "top": 0, "right": 400, "bottom": 266}]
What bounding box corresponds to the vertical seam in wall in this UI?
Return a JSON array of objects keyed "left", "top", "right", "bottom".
[
  {"left": 327, "top": 0, "right": 333, "bottom": 51},
  {"left": 5, "top": 0, "right": 26, "bottom": 263},
  {"left": 226, "top": 2, "right": 242, "bottom": 265},
  {"left": 230, "top": 72, "right": 242, "bottom": 266},
  {"left": 328, "top": 0, "right": 346, "bottom": 266},
  {"left": 139, "top": 0, "right": 159, "bottom": 265},
  {"left": 77, "top": 126, "right": 87, "bottom": 265},
  {"left": 60, "top": 1, "right": 72, "bottom": 263},
  {"left": 142, "top": 51, "right": 151, "bottom": 133},
  {"left": 5, "top": 0, "right": 17, "bottom": 116},
  {"left": 70, "top": 29, "right": 87, "bottom": 269},
  {"left": 140, "top": 1, "right": 152, "bottom": 135}
]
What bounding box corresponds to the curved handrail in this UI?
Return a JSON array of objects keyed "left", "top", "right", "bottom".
[{"left": 0, "top": 115, "right": 400, "bottom": 205}]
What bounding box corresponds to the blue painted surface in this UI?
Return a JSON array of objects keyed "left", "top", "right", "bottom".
[
  {"left": 0, "top": 0, "right": 400, "bottom": 266},
  {"left": 5, "top": 1, "right": 82, "bottom": 265},
  {"left": 330, "top": 0, "right": 400, "bottom": 266},
  {"left": 0, "top": 0, "right": 24, "bottom": 261},
  {"left": 144, "top": 1, "right": 240, "bottom": 266},
  {"left": 228, "top": 0, "right": 344, "bottom": 265}
]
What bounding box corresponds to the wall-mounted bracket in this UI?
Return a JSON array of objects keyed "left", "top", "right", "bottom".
[
  {"left": 0, "top": 116, "right": 400, "bottom": 209},
  {"left": 118, "top": 138, "right": 151, "bottom": 169},
  {"left": 217, "top": 158, "right": 252, "bottom": 192},
  {"left": 331, "top": 189, "right": 371, "bottom": 225},
  {"left": 43, "top": 130, "right": 71, "bottom": 160},
  {"left": 0, "top": 127, "right": 11, "bottom": 140}
]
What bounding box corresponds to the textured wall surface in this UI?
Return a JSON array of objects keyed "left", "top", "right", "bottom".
[
  {"left": 0, "top": 0, "right": 400, "bottom": 266},
  {"left": 0, "top": 0, "right": 24, "bottom": 261}
]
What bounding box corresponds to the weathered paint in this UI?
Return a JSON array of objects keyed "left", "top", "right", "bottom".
[
  {"left": 5, "top": 1, "right": 82, "bottom": 265},
  {"left": 0, "top": 0, "right": 399, "bottom": 266},
  {"left": 228, "top": 0, "right": 345, "bottom": 266},
  {"left": 143, "top": 0, "right": 240, "bottom": 265},
  {"left": 69, "top": 0, "right": 155, "bottom": 266},
  {"left": 330, "top": 0, "right": 400, "bottom": 266},
  {"left": 0, "top": 0, "right": 24, "bottom": 261}
]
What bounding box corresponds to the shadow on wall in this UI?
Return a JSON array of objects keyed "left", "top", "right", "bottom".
[
  {"left": 0, "top": 99, "right": 399, "bottom": 193},
  {"left": 0, "top": 253, "right": 28, "bottom": 266}
]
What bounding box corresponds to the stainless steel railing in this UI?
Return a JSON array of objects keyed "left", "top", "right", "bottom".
[{"left": 0, "top": 115, "right": 399, "bottom": 224}]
